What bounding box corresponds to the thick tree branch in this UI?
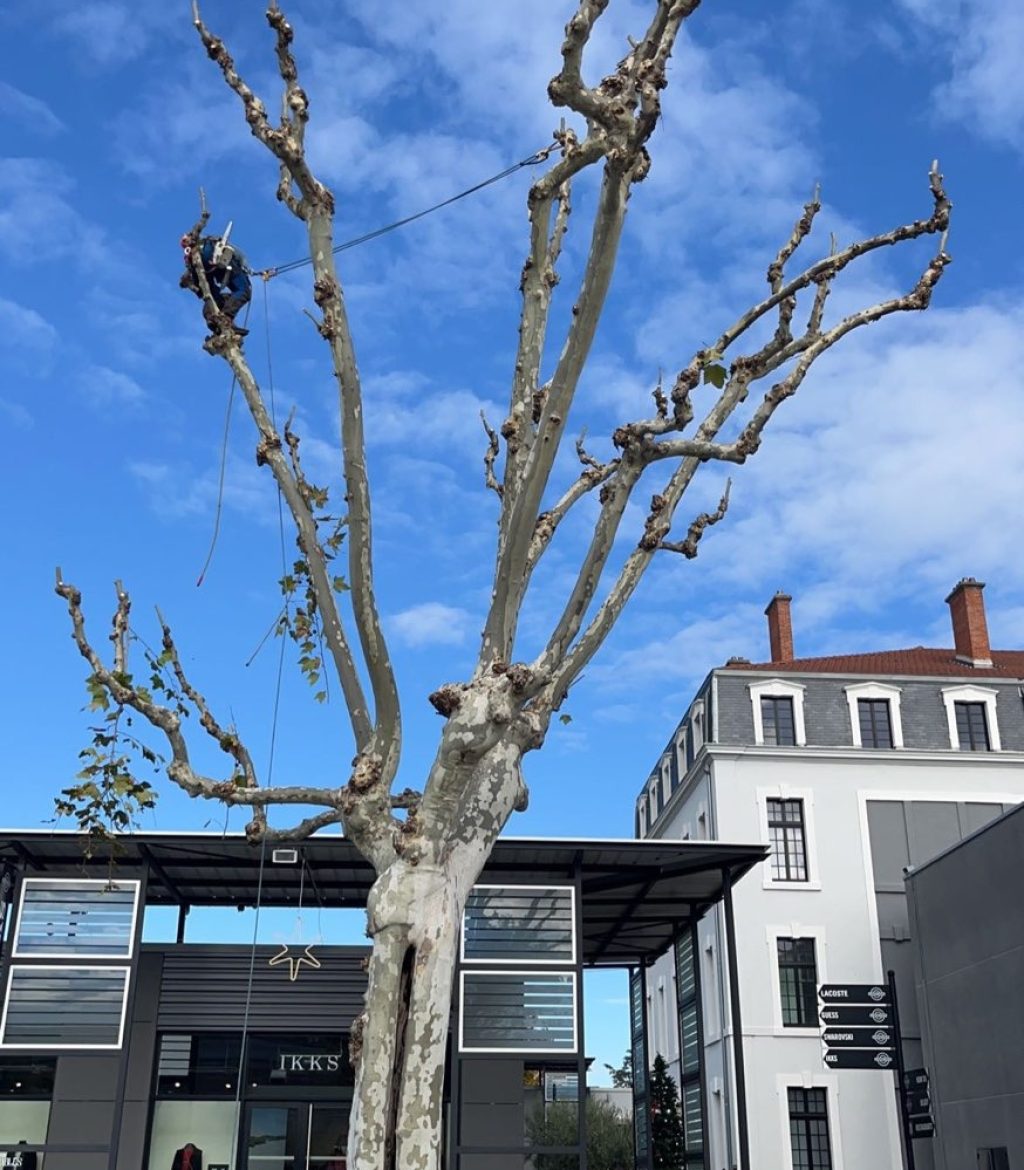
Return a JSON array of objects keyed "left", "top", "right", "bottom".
[
  {"left": 205, "top": 325, "right": 374, "bottom": 749},
  {"left": 540, "top": 167, "right": 951, "bottom": 705},
  {"left": 55, "top": 573, "right": 340, "bottom": 819},
  {"left": 191, "top": 4, "right": 402, "bottom": 806},
  {"left": 483, "top": 2, "right": 701, "bottom": 670},
  {"left": 768, "top": 184, "right": 821, "bottom": 293},
  {"left": 658, "top": 479, "right": 731, "bottom": 556},
  {"left": 480, "top": 412, "right": 503, "bottom": 498}
]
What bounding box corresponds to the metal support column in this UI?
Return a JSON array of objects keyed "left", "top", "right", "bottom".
[
  {"left": 107, "top": 863, "right": 148, "bottom": 1170},
  {"left": 888, "top": 968, "right": 916, "bottom": 1170},
  {"left": 175, "top": 903, "right": 190, "bottom": 943},
  {"left": 574, "top": 856, "right": 588, "bottom": 1170},
  {"left": 722, "top": 868, "right": 750, "bottom": 1170}
]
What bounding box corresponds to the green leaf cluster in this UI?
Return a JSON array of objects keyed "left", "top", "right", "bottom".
[
  {"left": 275, "top": 481, "right": 348, "bottom": 703},
  {"left": 54, "top": 691, "right": 161, "bottom": 853},
  {"left": 700, "top": 349, "right": 727, "bottom": 389}
]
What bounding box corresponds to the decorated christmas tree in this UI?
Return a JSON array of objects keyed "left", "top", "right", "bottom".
[{"left": 650, "top": 1055, "right": 686, "bottom": 1170}]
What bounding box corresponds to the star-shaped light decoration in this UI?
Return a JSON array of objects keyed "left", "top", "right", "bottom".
[{"left": 268, "top": 943, "right": 321, "bottom": 982}]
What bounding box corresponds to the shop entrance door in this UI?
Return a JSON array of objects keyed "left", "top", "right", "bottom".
[{"left": 243, "top": 1103, "right": 348, "bottom": 1170}]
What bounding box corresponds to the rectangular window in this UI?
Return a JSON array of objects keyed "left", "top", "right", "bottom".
[
  {"left": 459, "top": 972, "right": 576, "bottom": 1052},
  {"left": 156, "top": 1033, "right": 242, "bottom": 1096},
  {"left": 147, "top": 1100, "right": 237, "bottom": 1170},
  {"left": 1, "top": 966, "right": 129, "bottom": 1048},
  {"left": 788, "top": 1087, "right": 833, "bottom": 1170},
  {"left": 777, "top": 938, "right": 818, "bottom": 1027},
  {"left": 14, "top": 879, "right": 139, "bottom": 959},
  {"left": 0, "top": 1057, "right": 55, "bottom": 1149},
  {"left": 462, "top": 886, "right": 575, "bottom": 964},
  {"left": 978, "top": 1150, "right": 1010, "bottom": 1170},
  {"left": 857, "top": 699, "right": 893, "bottom": 748},
  {"left": 761, "top": 696, "right": 796, "bottom": 746},
  {"left": 766, "top": 798, "right": 808, "bottom": 882},
  {"left": 955, "top": 701, "right": 991, "bottom": 751}
]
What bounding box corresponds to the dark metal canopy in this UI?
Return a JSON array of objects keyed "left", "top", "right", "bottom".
[{"left": 0, "top": 830, "right": 766, "bottom": 967}]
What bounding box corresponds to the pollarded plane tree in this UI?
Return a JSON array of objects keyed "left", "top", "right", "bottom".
[{"left": 54, "top": 1, "right": 950, "bottom": 1167}]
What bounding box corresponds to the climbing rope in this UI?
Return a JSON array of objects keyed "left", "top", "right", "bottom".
[
  {"left": 195, "top": 299, "right": 253, "bottom": 587},
  {"left": 227, "top": 274, "right": 293, "bottom": 1165},
  {"left": 196, "top": 142, "right": 554, "bottom": 585},
  {"left": 255, "top": 142, "right": 555, "bottom": 280}
]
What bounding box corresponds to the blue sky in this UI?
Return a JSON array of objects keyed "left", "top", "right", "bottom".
[{"left": 2, "top": 0, "right": 1023, "bottom": 1076}]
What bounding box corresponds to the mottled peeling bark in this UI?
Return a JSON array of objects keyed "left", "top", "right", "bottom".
[{"left": 350, "top": 852, "right": 480, "bottom": 1169}]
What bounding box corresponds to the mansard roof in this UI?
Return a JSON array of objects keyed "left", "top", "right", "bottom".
[{"left": 722, "top": 646, "right": 1024, "bottom": 679}]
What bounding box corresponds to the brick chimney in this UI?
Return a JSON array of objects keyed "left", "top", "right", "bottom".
[
  {"left": 946, "top": 578, "right": 992, "bottom": 667},
  {"left": 765, "top": 592, "right": 794, "bottom": 663}
]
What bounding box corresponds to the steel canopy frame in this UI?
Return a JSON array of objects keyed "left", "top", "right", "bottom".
[{"left": 0, "top": 831, "right": 766, "bottom": 969}]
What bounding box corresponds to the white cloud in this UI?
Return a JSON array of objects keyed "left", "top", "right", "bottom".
[
  {"left": 389, "top": 602, "right": 473, "bottom": 648},
  {"left": 111, "top": 66, "right": 253, "bottom": 183},
  {"left": 80, "top": 364, "right": 146, "bottom": 405},
  {"left": 0, "top": 158, "right": 107, "bottom": 268},
  {"left": 898, "top": 0, "right": 1024, "bottom": 148},
  {"left": 675, "top": 297, "right": 1024, "bottom": 626},
  {"left": 0, "top": 82, "right": 64, "bottom": 135},
  {"left": 366, "top": 385, "right": 505, "bottom": 455},
  {"left": 0, "top": 297, "right": 58, "bottom": 361},
  {"left": 48, "top": 2, "right": 181, "bottom": 67},
  {"left": 128, "top": 453, "right": 279, "bottom": 524}
]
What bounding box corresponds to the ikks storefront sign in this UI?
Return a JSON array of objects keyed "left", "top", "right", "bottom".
[{"left": 276, "top": 1052, "right": 344, "bottom": 1074}]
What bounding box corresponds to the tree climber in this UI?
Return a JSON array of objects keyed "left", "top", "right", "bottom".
[{"left": 180, "top": 223, "right": 252, "bottom": 335}]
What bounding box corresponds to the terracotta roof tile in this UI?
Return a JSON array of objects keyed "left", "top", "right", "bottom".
[{"left": 721, "top": 647, "right": 1024, "bottom": 679}]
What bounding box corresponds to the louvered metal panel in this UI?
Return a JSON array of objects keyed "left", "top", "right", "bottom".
[
  {"left": 155, "top": 947, "right": 368, "bottom": 1032},
  {"left": 14, "top": 880, "right": 139, "bottom": 959},
  {"left": 462, "top": 885, "right": 575, "bottom": 964},
  {"left": 1, "top": 966, "right": 129, "bottom": 1047},
  {"left": 459, "top": 971, "right": 576, "bottom": 1052}
]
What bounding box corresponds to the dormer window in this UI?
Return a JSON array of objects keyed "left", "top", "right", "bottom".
[
  {"left": 941, "top": 685, "right": 1000, "bottom": 752},
  {"left": 761, "top": 696, "right": 796, "bottom": 746},
  {"left": 748, "top": 679, "right": 806, "bottom": 747},
  {"left": 691, "top": 699, "right": 706, "bottom": 752},
  {"left": 845, "top": 682, "right": 904, "bottom": 749}
]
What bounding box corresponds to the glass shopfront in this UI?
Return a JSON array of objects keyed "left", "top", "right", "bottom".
[
  {"left": 0, "top": 1056, "right": 55, "bottom": 1169},
  {"left": 147, "top": 1034, "right": 351, "bottom": 1170},
  {"left": 243, "top": 1103, "right": 346, "bottom": 1169}
]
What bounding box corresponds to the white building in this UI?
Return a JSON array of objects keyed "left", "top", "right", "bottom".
[{"left": 637, "top": 579, "right": 1024, "bottom": 1170}]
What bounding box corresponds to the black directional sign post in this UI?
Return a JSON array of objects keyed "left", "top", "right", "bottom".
[
  {"left": 817, "top": 983, "right": 893, "bottom": 1069},
  {"left": 819, "top": 1003, "right": 893, "bottom": 1028},
  {"left": 886, "top": 970, "right": 917, "bottom": 1170},
  {"left": 823, "top": 1047, "right": 896, "bottom": 1070},
  {"left": 903, "top": 1068, "right": 935, "bottom": 1140},
  {"left": 819, "top": 983, "right": 890, "bottom": 1004},
  {"left": 818, "top": 974, "right": 917, "bottom": 1170},
  {"left": 821, "top": 1027, "right": 894, "bottom": 1048}
]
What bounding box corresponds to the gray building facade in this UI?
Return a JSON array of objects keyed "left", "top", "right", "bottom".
[
  {"left": 907, "top": 801, "right": 1024, "bottom": 1170},
  {"left": 634, "top": 580, "right": 1024, "bottom": 1170}
]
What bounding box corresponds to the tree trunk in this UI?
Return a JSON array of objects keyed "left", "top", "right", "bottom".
[
  {"left": 346, "top": 855, "right": 482, "bottom": 1169},
  {"left": 347, "top": 736, "right": 527, "bottom": 1170},
  {"left": 348, "top": 863, "right": 458, "bottom": 1170}
]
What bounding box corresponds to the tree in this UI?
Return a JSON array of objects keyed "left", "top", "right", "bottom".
[
  {"left": 527, "top": 1097, "right": 635, "bottom": 1170},
  {"left": 649, "top": 1055, "right": 685, "bottom": 1170},
  {"left": 52, "top": 1, "right": 951, "bottom": 1167},
  {"left": 605, "top": 1051, "right": 633, "bottom": 1089}
]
